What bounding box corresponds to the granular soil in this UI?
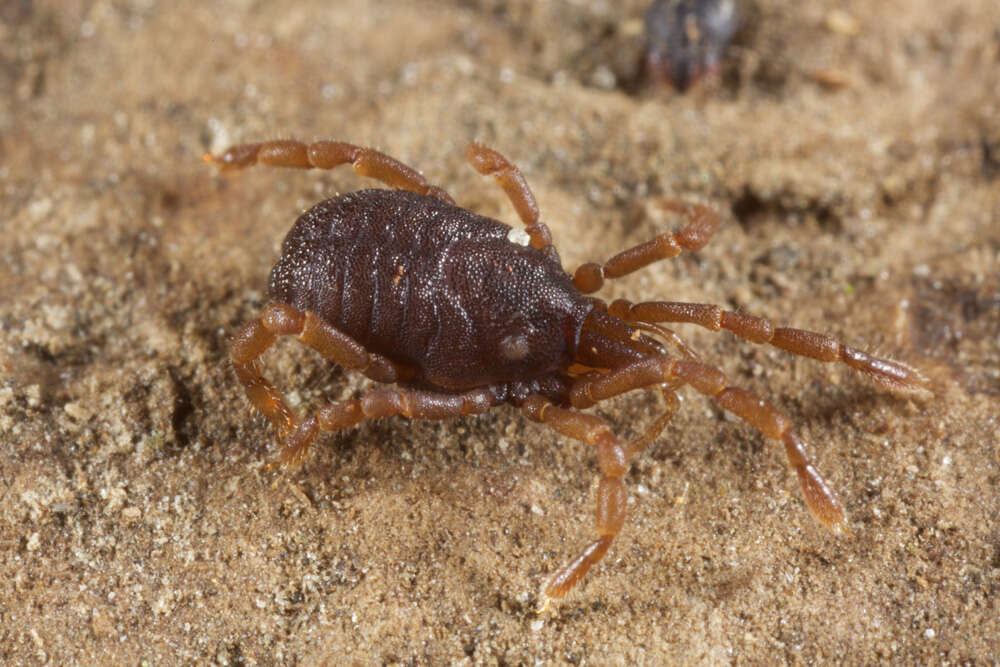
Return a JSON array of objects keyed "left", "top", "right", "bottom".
[{"left": 1, "top": 0, "right": 998, "bottom": 663}]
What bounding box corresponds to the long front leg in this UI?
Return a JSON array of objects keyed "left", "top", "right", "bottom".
[
  {"left": 613, "top": 300, "right": 931, "bottom": 395},
  {"left": 206, "top": 139, "right": 455, "bottom": 203},
  {"left": 521, "top": 390, "right": 680, "bottom": 610}
]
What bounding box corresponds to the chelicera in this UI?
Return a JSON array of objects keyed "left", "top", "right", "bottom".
[{"left": 206, "top": 139, "right": 929, "bottom": 611}]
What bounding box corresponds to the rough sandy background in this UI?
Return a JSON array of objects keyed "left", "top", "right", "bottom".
[{"left": 1, "top": 0, "right": 998, "bottom": 664}]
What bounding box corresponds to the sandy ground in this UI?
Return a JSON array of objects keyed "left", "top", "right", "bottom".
[{"left": 1, "top": 0, "right": 998, "bottom": 664}]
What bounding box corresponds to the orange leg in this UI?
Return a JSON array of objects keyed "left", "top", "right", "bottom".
[
  {"left": 567, "top": 354, "right": 848, "bottom": 533},
  {"left": 614, "top": 300, "right": 931, "bottom": 395},
  {"left": 522, "top": 389, "right": 680, "bottom": 611},
  {"left": 572, "top": 200, "right": 720, "bottom": 293},
  {"left": 231, "top": 303, "right": 422, "bottom": 464},
  {"left": 282, "top": 384, "right": 495, "bottom": 466},
  {"left": 465, "top": 142, "right": 555, "bottom": 253},
  {"left": 206, "top": 139, "right": 455, "bottom": 203}
]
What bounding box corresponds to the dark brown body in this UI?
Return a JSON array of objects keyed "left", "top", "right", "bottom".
[
  {"left": 268, "top": 189, "right": 594, "bottom": 395},
  {"left": 213, "top": 138, "right": 929, "bottom": 611}
]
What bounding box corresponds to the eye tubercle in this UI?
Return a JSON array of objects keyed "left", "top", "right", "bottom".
[{"left": 501, "top": 333, "right": 531, "bottom": 361}]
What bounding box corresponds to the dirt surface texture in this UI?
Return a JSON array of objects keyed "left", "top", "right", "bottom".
[{"left": 2, "top": 0, "right": 998, "bottom": 664}]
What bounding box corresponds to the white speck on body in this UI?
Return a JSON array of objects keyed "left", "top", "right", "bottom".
[{"left": 507, "top": 227, "right": 530, "bottom": 246}]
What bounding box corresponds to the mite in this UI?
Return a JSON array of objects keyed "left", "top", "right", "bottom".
[
  {"left": 642, "top": 0, "right": 741, "bottom": 91},
  {"left": 206, "top": 139, "right": 929, "bottom": 611}
]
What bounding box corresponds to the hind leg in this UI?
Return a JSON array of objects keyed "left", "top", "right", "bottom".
[
  {"left": 230, "top": 303, "right": 418, "bottom": 465},
  {"left": 206, "top": 139, "right": 455, "bottom": 203},
  {"left": 279, "top": 385, "right": 496, "bottom": 466}
]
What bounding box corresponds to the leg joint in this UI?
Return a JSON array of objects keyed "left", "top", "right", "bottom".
[
  {"left": 673, "top": 360, "right": 727, "bottom": 396},
  {"left": 262, "top": 303, "right": 305, "bottom": 336}
]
